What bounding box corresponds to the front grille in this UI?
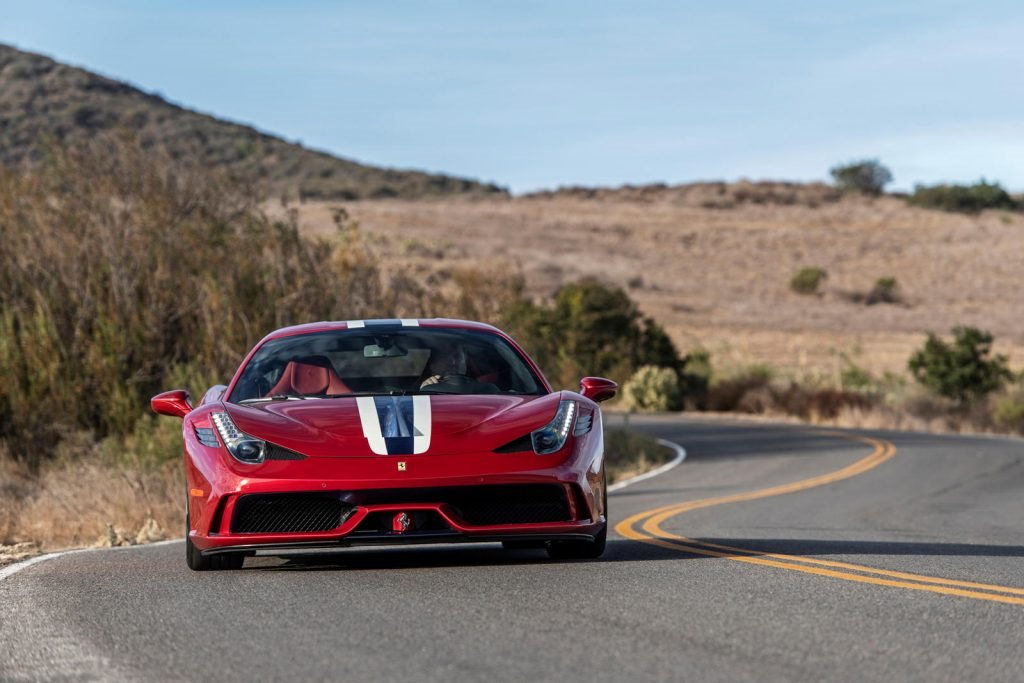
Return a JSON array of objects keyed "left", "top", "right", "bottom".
[
  {"left": 353, "top": 484, "right": 572, "bottom": 526},
  {"left": 231, "top": 494, "right": 355, "bottom": 533}
]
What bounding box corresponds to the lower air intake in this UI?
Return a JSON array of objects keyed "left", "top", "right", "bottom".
[
  {"left": 450, "top": 485, "right": 571, "bottom": 525},
  {"left": 231, "top": 494, "right": 355, "bottom": 534},
  {"left": 353, "top": 484, "right": 573, "bottom": 526}
]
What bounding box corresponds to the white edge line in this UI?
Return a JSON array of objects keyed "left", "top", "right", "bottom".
[
  {"left": 607, "top": 438, "right": 687, "bottom": 493},
  {"left": 0, "top": 538, "right": 180, "bottom": 583}
]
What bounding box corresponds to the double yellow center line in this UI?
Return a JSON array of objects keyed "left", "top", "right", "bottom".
[{"left": 615, "top": 432, "right": 1024, "bottom": 606}]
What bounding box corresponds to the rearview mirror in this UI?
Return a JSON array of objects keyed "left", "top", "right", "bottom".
[
  {"left": 579, "top": 377, "right": 617, "bottom": 403},
  {"left": 363, "top": 342, "right": 407, "bottom": 358},
  {"left": 151, "top": 389, "right": 193, "bottom": 418}
]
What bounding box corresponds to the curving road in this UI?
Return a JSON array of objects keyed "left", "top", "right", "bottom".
[{"left": 3, "top": 416, "right": 1024, "bottom": 681}]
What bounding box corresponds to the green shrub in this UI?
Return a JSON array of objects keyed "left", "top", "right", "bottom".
[
  {"left": 908, "top": 326, "right": 1013, "bottom": 405},
  {"left": 829, "top": 159, "right": 892, "bottom": 195},
  {"left": 790, "top": 267, "right": 828, "bottom": 295},
  {"left": 680, "top": 348, "right": 712, "bottom": 397},
  {"left": 840, "top": 363, "right": 875, "bottom": 391},
  {"left": 503, "top": 278, "right": 684, "bottom": 389},
  {"left": 908, "top": 180, "right": 1017, "bottom": 214},
  {"left": 992, "top": 392, "right": 1024, "bottom": 433},
  {"left": 622, "top": 365, "right": 682, "bottom": 412},
  {"left": 866, "top": 276, "right": 901, "bottom": 305}
]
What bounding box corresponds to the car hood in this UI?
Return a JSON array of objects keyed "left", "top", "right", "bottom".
[{"left": 225, "top": 393, "right": 564, "bottom": 457}]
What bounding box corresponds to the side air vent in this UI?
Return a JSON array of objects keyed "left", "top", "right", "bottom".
[
  {"left": 493, "top": 434, "right": 533, "bottom": 453},
  {"left": 573, "top": 412, "right": 593, "bottom": 436},
  {"left": 265, "top": 443, "right": 306, "bottom": 460},
  {"left": 194, "top": 426, "right": 219, "bottom": 448}
]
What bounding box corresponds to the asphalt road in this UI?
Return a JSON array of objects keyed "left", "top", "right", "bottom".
[{"left": 3, "top": 416, "right": 1023, "bottom": 682}]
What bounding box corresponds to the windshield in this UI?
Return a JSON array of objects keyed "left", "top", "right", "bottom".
[{"left": 228, "top": 328, "right": 545, "bottom": 403}]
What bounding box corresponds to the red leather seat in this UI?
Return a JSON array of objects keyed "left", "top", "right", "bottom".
[{"left": 266, "top": 357, "right": 351, "bottom": 397}]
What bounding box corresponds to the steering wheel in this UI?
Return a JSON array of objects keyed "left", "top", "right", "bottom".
[{"left": 420, "top": 374, "right": 476, "bottom": 392}]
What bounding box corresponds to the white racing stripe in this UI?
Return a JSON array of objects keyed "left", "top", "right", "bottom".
[
  {"left": 400, "top": 319, "right": 419, "bottom": 326},
  {"left": 412, "top": 395, "right": 432, "bottom": 453},
  {"left": 356, "top": 396, "right": 388, "bottom": 455},
  {"left": 346, "top": 320, "right": 365, "bottom": 328}
]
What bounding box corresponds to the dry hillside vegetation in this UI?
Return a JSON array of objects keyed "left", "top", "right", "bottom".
[
  {"left": 0, "top": 44, "right": 503, "bottom": 200},
  {"left": 288, "top": 182, "right": 1024, "bottom": 377},
  {"left": 0, "top": 138, "right": 676, "bottom": 553}
]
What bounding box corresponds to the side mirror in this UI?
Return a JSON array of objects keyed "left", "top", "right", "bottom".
[
  {"left": 151, "top": 389, "right": 193, "bottom": 418},
  {"left": 579, "top": 377, "right": 618, "bottom": 403}
]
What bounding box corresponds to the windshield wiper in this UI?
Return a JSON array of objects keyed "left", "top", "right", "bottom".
[
  {"left": 322, "top": 389, "right": 409, "bottom": 398},
  {"left": 238, "top": 394, "right": 321, "bottom": 404}
]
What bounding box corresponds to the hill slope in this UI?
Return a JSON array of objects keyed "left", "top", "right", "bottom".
[
  {"left": 287, "top": 188, "right": 1024, "bottom": 377},
  {"left": 0, "top": 44, "right": 505, "bottom": 200}
]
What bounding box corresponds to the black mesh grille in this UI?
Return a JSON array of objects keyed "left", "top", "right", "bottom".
[
  {"left": 449, "top": 485, "right": 571, "bottom": 525},
  {"left": 231, "top": 494, "right": 355, "bottom": 533}
]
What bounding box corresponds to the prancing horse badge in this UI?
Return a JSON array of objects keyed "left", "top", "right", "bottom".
[{"left": 397, "top": 461, "right": 407, "bottom": 471}]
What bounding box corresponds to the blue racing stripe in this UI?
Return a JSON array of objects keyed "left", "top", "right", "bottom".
[{"left": 373, "top": 395, "right": 417, "bottom": 455}]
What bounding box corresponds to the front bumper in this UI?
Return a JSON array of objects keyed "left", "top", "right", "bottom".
[
  {"left": 185, "top": 432, "right": 607, "bottom": 555},
  {"left": 190, "top": 477, "right": 604, "bottom": 554}
]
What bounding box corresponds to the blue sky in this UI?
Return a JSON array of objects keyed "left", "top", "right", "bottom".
[{"left": 3, "top": 1, "right": 1022, "bottom": 192}]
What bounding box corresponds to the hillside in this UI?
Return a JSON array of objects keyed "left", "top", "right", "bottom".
[
  {"left": 0, "top": 44, "right": 505, "bottom": 200},
  {"left": 286, "top": 185, "right": 1024, "bottom": 378}
]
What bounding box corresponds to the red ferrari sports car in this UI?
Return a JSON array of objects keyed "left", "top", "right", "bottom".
[{"left": 152, "top": 318, "right": 617, "bottom": 570}]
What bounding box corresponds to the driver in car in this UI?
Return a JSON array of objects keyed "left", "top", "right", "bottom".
[{"left": 420, "top": 345, "right": 498, "bottom": 392}]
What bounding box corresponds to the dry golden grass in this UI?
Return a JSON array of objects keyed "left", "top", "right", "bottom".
[
  {"left": 283, "top": 186, "right": 1024, "bottom": 378},
  {"left": 1, "top": 452, "right": 182, "bottom": 553}
]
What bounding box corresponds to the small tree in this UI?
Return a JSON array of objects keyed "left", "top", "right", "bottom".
[
  {"left": 790, "top": 267, "right": 827, "bottom": 295},
  {"left": 830, "top": 159, "right": 892, "bottom": 195},
  {"left": 908, "top": 326, "right": 1012, "bottom": 404}
]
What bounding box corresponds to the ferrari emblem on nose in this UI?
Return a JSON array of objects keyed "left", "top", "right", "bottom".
[
  {"left": 393, "top": 512, "right": 412, "bottom": 533},
  {"left": 397, "top": 461, "right": 407, "bottom": 471}
]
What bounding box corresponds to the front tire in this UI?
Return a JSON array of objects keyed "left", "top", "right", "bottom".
[
  {"left": 185, "top": 504, "right": 244, "bottom": 571},
  {"left": 547, "top": 474, "right": 608, "bottom": 560},
  {"left": 546, "top": 522, "right": 607, "bottom": 560}
]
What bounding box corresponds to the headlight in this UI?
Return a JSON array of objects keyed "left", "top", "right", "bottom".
[
  {"left": 531, "top": 400, "right": 577, "bottom": 455},
  {"left": 211, "top": 411, "right": 266, "bottom": 464}
]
